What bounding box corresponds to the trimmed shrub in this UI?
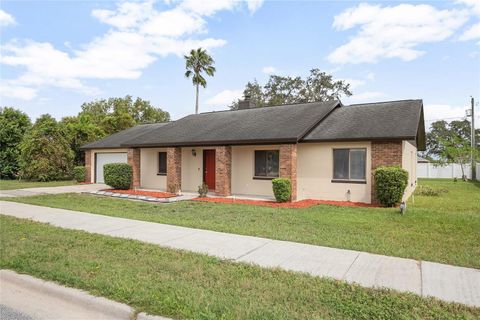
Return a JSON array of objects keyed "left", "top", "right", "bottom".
[
  {"left": 272, "top": 178, "right": 292, "bottom": 203},
  {"left": 373, "top": 166, "right": 408, "bottom": 207},
  {"left": 73, "top": 166, "right": 86, "bottom": 182},
  {"left": 198, "top": 183, "right": 209, "bottom": 197},
  {"left": 103, "top": 163, "right": 132, "bottom": 189}
]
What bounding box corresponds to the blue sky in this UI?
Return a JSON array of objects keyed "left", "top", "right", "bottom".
[{"left": 1, "top": 0, "right": 479, "bottom": 128}]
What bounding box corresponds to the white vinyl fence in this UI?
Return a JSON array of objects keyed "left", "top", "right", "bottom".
[{"left": 417, "top": 163, "right": 480, "bottom": 179}]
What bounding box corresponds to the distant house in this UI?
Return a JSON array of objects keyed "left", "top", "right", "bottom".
[{"left": 81, "top": 99, "right": 425, "bottom": 204}]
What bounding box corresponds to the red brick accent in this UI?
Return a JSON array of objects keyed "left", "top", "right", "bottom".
[
  {"left": 371, "top": 141, "right": 403, "bottom": 204},
  {"left": 167, "top": 147, "right": 182, "bottom": 193},
  {"left": 215, "top": 146, "right": 232, "bottom": 197},
  {"left": 128, "top": 148, "right": 141, "bottom": 189},
  {"left": 279, "top": 144, "right": 297, "bottom": 201},
  {"left": 84, "top": 150, "right": 92, "bottom": 183}
]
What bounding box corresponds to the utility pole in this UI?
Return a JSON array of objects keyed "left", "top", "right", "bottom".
[{"left": 471, "top": 97, "right": 476, "bottom": 181}]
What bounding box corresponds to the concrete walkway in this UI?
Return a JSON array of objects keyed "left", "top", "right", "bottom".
[
  {"left": 0, "top": 270, "right": 169, "bottom": 320},
  {"left": 1, "top": 201, "right": 479, "bottom": 308},
  {"left": 0, "top": 184, "right": 107, "bottom": 198}
]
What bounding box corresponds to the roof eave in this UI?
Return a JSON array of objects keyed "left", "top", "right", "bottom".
[
  {"left": 300, "top": 136, "right": 417, "bottom": 143},
  {"left": 120, "top": 138, "right": 299, "bottom": 148}
]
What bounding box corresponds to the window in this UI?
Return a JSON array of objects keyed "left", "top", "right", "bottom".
[
  {"left": 158, "top": 152, "right": 167, "bottom": 175},
  {"left": 333, "top": 148, "right": 366, "bottom": 182},
  {"left": 254, "top": 150, "right": 279, "bottom": 178}
]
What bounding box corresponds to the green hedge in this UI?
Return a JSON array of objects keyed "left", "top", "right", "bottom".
[
  {"left": 73, "top": 166, "right": 86, "bottom": 182},
  {"left": 272, "top": 178, "right": 292, "bottom": 203},
  {"left": 103, "top": 163, "right": 132, "bottom": 190},
  {"left": 373, "top": 166, "right": 408, "bottom": 207}
]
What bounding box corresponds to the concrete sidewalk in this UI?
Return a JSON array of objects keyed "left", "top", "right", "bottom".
[
  {"left": 0, "top": 270, "right": 169, "bottom": 320},
  {"left": 1, "top": 200, "right": 479, "bottom": 308},
  {"left": 0, "top": 184, "right": 107, "bottom": 198}
]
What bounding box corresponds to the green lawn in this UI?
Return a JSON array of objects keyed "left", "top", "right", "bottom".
[
  {"left": 1, "top": 216, "right": 478, "bottom": 320},
  {"left": 4, "top": 179, "right": 480, "bottom": 268},
  {"left": 0, "top": 179, "right": 77, "bottom": 190}
]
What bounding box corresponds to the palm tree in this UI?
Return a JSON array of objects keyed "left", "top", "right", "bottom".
[{"left": 184, "top": 48, "right": 216, "bottom": 114}]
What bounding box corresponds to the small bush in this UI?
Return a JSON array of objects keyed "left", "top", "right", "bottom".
[
  {"left": 198, "top": 183, "right": 209, "bottom": 197},
  {"left": 415, "top": 185, "right": 448, "bottom": 197},
  {"left": 103, "top": 163, "right": 132, "bottom": 189},
  {"left": 272, "top": 178, "right": 292, "bottom": 203},
  {"left": 373, "top": 166, "right": 408, "bottom": 207},
  {"left": 73, "top": 166, "right": 86, "bottom": 182}
]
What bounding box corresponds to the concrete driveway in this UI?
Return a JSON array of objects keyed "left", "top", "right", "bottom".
[{"left": 0, "top": 184, "right": 107, "bottom": 198}]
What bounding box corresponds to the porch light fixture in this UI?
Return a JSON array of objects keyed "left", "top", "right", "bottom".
[{"left": 191, "top": 149, "right": 197, "bottom": 157}]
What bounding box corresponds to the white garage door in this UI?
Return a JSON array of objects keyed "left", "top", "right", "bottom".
[{"left": 95, "top": 153, "right": 128, "bottom": 183}]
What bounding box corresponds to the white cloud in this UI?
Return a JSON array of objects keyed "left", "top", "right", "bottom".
[
  {"left": 262, "top": 66, "right": 276, "bottom": 74},
  {"left": 456, "top": 0, "right": 480, "bottom": 15},
  {"left": 459, "top": 23, "right": 480, "bottom": 41},
  {"left": 422, "top": 104, "right": 478, "bottom": 124},
  {"left": 0, "top": 82, "right": 37, "bottom": 100},
  {"left": 246, "top": 0, "right": 264, "bottom": 14},
  {"left": 0, "top": 0, "right": 263, "bottom": 99},
  {"left": 456, "top": 0, "right": 480, "bottom": 42},
  {"left": 0, "top": 9, "right": 15, "bottom": 27},
  {"left": 206, "top": 89, "right": 243, "bottom": 106},
  {"left": 341, "top": 78, "right": 365, "bottom": 90},
  {"left": 328, "top": 3, "right": 469, "bottom": 64}
]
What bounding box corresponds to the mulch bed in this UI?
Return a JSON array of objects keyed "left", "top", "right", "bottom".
[
  {"left": 192, "top": 197, "right": 377, "bottom": 208},
  {"left": 104, "top": 189, "right": 176, "bottom": 198}
]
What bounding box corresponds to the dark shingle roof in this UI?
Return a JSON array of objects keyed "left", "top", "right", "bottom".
[
  {"left": 302, "top": 99, "right": 425, "bottom": 150},
  {"left": 81, "top": 99, "right": 426, "bottom": 150},
  {"left": 80, "top": 123, "right": 169, "bottom": 149},
  {"left": 122, "top": 101, "right": 340, "bottom": 147}
]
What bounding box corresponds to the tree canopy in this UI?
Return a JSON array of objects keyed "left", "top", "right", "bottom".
[
  {"left": 18, "top": 114, "right": 74, "bottom": 181},
  {"left": 79, "top": 95, "right": 170, "bottom": 135},
  {"left": 231, "top": 69, "right": 352, "bottom": 109},
  {"left": 423, "top": 119, "right": 479, "bottom": 179},
  {"left": 0, "top": 107, "right": 31, "bottom": 179}
]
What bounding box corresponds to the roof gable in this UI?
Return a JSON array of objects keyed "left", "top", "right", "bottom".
[{"left": 302, "top": 99, "right": 426, "bottom": 150}]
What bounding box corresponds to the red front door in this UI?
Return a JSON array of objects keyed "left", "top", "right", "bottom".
[{"left": 203, "top": 150, "right": 216, "bottom": 190}]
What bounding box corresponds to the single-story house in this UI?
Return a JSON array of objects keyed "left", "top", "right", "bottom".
[{"left": 81, "top": 99, "right": 425, "bottom": 204}]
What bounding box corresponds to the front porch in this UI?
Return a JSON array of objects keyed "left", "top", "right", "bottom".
[{"left": 129, "top": 144, "right": 298, "bottom": 201}]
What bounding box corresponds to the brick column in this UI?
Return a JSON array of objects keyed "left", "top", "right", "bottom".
[
  {"left": 279, "top": 144, "right": 297, "bottom": 201},
  {"left": 127, "top": 148, "right": 141, "bottom": 189},
  {"left": 84, "top": 150, "right": 92, "bottom": 183},
  {"left": 371, "top": 141, "right": 403, "bottom": 204},
  {"left": 167, "top": 147, "right": 182, "bottom": 193},
  {"left": 215, "top": 146, "right": 232, "bottom": 197}
]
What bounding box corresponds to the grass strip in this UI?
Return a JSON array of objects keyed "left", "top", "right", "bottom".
[{"left": 1, "top": 215, "right": 478, "bottom": 320}]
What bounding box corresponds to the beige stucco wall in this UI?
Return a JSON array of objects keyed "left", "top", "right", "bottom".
[
  {"left": 140, "top": 148, "right": 167, "bottom": 190},
  {"left": 88, "top": 148, "right": 128, "bottom": 183},
  {"left": 297, "top": 142, "right": 372, "bottom": 203},
  {"left": 181, "top": 147, "right": 210, "bottom": 192},
  {"left": 402, "top": 141, "right": 417, "bottom": 200},
  {"left": 231, "top": 145, "right": 280, "bottom": 198}
]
